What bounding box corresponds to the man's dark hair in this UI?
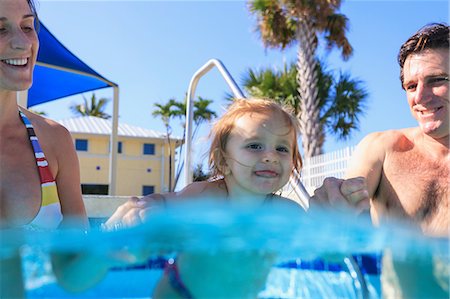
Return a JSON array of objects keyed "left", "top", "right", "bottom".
[{"left": 398, "top": 23, "right": 449, "bottom": 87}]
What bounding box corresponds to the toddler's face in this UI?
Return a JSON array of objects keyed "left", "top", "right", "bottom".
[{"left": 223, "top": 111, "right": 295, "bottom": 197}]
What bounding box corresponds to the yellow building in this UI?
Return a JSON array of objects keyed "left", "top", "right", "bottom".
[{"left": 57, "top": 116, "right": 182, "bottom": 196}]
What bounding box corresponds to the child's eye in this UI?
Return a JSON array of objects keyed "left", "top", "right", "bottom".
[
  {"left": 276, "top": 146, "right": 290, "bottom": 153},
  {"left": 246, "top": 143, "right": 263, "bottom": 150}
]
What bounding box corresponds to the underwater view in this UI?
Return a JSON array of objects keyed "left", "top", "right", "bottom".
[{"left": 4, "top": 201, "right": 447, "bottom": 298}]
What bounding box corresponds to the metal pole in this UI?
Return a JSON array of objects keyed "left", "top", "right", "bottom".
[
  {"left": 182, "top": 59, "right": 312, "bottom": 208},
  {"left": 184, "top": 59, "right": 244, "bottom": 186},
  {"left": 108, "top": 86, "right": 119, "bottom": 195},
  {"left": 17, "top": 90, "right": 28, "bottom": 107}
]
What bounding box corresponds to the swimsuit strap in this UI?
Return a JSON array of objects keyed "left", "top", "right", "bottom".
[
  {"left": 19, "top": 109, "right": 62, "bottom": 229},
  {"left": 18, "top": 110, "right": 57, "bottom": 186},
  {"left": 165, "top": 258, "right": 194, "bottom": 299}
]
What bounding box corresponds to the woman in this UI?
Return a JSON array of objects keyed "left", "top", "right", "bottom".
[
  {"left": 0, "top": 1, "right": 95, "bottom": 297},
  {"left": 0, "top": 0, "right": 87, "bottom": 230}
]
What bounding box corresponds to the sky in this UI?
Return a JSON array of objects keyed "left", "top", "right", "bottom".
[{"left": 35, "top": 0, "right": 448, "bottom": 169}]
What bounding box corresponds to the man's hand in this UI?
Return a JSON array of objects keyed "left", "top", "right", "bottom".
[{"left": 312, "top": 177, "right": 370, "bottom": 213}]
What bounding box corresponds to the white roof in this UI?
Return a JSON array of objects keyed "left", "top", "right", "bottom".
[{"left": 57, "top": 116, "right": 179, "bottom": 140}]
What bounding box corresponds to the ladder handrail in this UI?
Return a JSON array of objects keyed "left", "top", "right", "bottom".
[
  {"left": 182, "top": 58, "right": 311, "bottom": 207},
  {"left": 183, "top": 59, "right": 244, "bottom": 186}
]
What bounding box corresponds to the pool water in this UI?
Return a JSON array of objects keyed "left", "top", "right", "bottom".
[
  {"left": 8, "top": 201, "right": 448, "bottom": 298},
  {"left": 25, "top": 253, "right": 381, "bottom": 299}
]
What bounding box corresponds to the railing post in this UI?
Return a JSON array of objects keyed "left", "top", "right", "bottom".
[{"left": 184, "top": 59, "right": 244, "bottom": 187}]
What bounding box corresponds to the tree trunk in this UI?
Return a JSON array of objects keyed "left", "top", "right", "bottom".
[
  {"left": 165, "top": 131, "right": 173, "bottom": 192},
  {"left": 296, "top": 19, "right": 321, "bottom": 158}
]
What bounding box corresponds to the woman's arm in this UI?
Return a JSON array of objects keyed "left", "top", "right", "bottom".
[{"left": 53, "top": 124, "right": 88, "bottom": 228}]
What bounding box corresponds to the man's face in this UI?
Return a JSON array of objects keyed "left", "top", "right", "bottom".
[{"left": 403, "top": 48, "right": 449, "bottom": 139}]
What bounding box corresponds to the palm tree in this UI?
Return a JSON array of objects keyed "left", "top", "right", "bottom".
[
  {"left": 193, "top": 97, "right": 217, "bottom": 135},
  {"left": 29, "top": 109, "right": 47, "bottom": 116},
  {"left": 240, "top": 63, "right": 297, "bottom": 109},
  {"left": 193, "top": 163, "right": 210, "bottom": 182},
  {"left": 152, "top": 96, "right": 217, "bottom": 191},
  {"left": 242, "top": 61, "right": 367, "bottom": 154},
  {"left": 248, "top": 0, "right": 352, "bottom": 158},
  {"left": 170, "top": 96, "right": 217, "bottom": 189},
  {"left": 71, "top": 93, "right": 111, "bottom": 119},
  {"left": 152, "top": 99, "right": 179, "bottom": 192}
]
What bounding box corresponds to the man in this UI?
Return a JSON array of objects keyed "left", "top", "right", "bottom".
[
  {"left": 104, "top": 22, "right": 448, "bottom": 298},
  {"left": 314, "top": 22, "right": 449, "bottom": 298},
  {"left": 315, "top": 22, "right": 448, "bottom": 237}
]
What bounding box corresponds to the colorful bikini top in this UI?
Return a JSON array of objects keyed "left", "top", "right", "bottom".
[{"left": 19, "top": 110, "right": 63, "bottom": 229}]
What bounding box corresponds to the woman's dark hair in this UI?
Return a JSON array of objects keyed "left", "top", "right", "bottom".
[
  {"left": 398, "top": 23, "right": 449, "bottom": 87},
  {"left": 27, "top": 0, "right": 40, "bottom": 30}
]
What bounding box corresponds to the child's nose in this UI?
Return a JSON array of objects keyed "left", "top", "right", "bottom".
[{"left": 262, "top": 151, "right": 279, "bottom": 163}]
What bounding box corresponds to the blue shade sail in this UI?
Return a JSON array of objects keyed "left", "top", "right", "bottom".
[{"left": 27, "top": 22, "right": 117, "bottom": 107}]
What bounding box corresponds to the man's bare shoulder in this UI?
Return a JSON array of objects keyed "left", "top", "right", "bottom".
[
  {"left": 359, "top": 128, "right": 418, "bottom": 151},
  {"left": 346, "top": 128, "right": 419, "bottom": 181}
]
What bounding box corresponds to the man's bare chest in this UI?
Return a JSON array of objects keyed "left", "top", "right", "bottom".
[{"left": 378, "top": 150, "right": 449, "bottom": 232}]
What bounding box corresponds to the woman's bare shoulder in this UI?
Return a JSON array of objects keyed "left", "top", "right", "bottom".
[
  {"left": 22, "top": 110, "right": 77, "bottom": 172},
  {"left": 23, "top": 110, "right": 72, "bottom": 141}
]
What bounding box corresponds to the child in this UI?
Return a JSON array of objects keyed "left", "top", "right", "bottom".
[
  {"left": 165, "top": 98, "right": 301, "bottom": 201},
  {"left": 128, "top": 98, "right": 305, "bottom": 298}
]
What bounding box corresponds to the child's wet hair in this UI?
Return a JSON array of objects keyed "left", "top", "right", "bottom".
[{"left": 208, "top": 98, "right": 302, "bottom": 177}]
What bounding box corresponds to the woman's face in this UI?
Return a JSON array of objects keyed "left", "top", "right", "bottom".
[{"left": 0, "top": 0, "right": 39, "bottom": 92}]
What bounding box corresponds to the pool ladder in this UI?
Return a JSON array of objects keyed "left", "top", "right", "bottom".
[
  {"left": 182, "top": 58, "right": 311, "bottom": 207},
  {"left": 183, "top": 58, "right": 370, "bottom": 299},
  {"left": 344, "top": 255, "right": 370, "bottom": 299}
]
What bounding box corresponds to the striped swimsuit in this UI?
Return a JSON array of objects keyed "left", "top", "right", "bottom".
[{"left": 19, "top": 110, "right": 63, "bottom": 229}]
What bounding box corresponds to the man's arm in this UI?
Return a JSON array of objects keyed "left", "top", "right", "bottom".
[
  {"left": 345, "top": 132, "right": 386, "bottom": 200},
  {"left": 312, "top": 132, "right": 388, "bottom": 214}
]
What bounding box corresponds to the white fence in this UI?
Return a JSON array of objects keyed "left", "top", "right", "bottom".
[
  {"left": 301, "top": 146, "right": 355, "bottom": 193},
  {"left": 282, "top": 146, "right": 355, "bottom": 205}
]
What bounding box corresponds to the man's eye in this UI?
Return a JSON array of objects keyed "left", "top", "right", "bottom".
[
  {"left": 428, "top": 76, "right": 449, "bottom": 85},
  {"left": 406, "top": 83, "right": 417, "bottom": 91}
]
